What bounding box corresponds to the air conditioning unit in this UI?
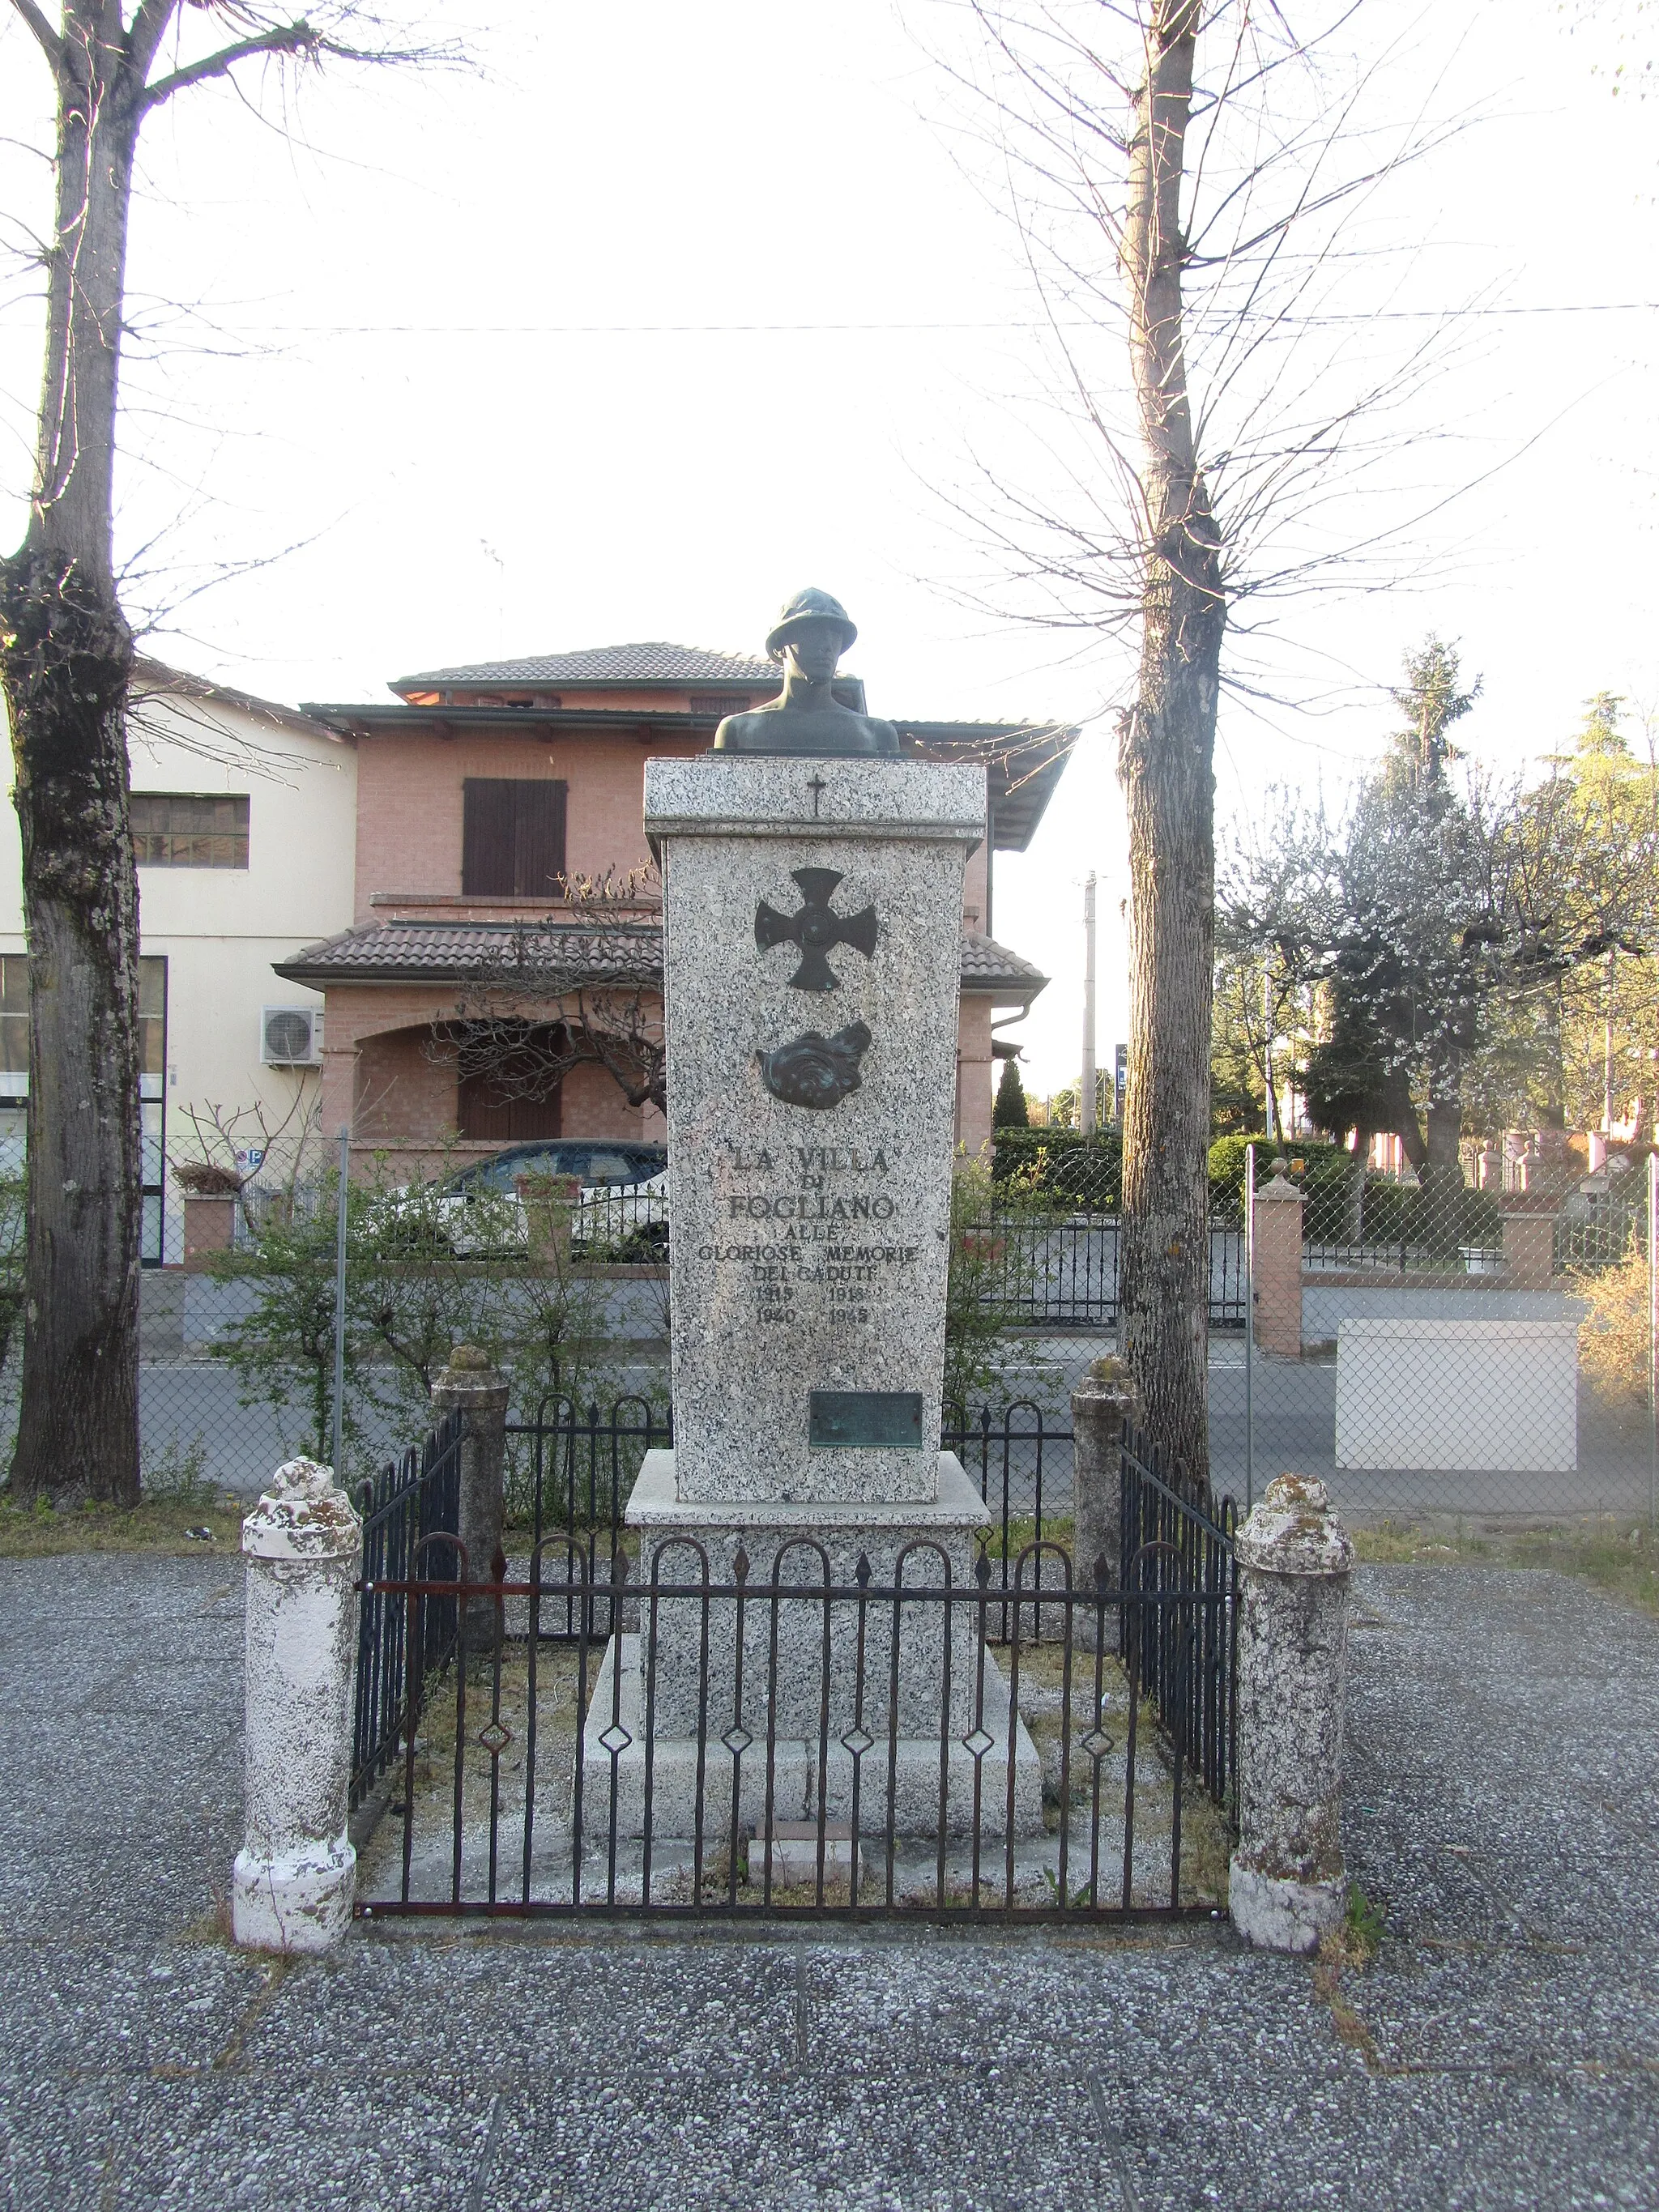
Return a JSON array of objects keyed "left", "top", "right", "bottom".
[{"left": 261, "top": 1005, "right": 322, "bottom": 1068}]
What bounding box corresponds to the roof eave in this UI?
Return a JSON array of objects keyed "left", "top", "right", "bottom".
[{"left": 132, "top": 658, "right": 342, "bottom": 744}]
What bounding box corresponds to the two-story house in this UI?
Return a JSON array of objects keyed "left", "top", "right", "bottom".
[
  {"left": 281, "top": 641, "right": 1072, "bottom": 1170},
  {"left": 0, "top": 661, "right": 356, "bottom": 1263}
]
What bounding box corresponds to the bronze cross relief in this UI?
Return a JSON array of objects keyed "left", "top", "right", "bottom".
[{"left": 754, "top": 868, "right": 878, "bottom": 992}]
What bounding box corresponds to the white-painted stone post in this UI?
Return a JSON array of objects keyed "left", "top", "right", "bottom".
[
  {"left": 1229, "top": 1473, "right": 1354, "bottom": 1954},
  {"left": 232, "top": 1459, "right": 362, "bottom": 1954}
]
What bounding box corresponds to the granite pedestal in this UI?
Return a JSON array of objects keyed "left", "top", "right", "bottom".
[{"left": 579, "top": 751, "right": 1040, "bottom": 1843}]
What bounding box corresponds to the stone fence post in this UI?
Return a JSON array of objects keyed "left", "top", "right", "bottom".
[
  {"left": 431, "top": 1345, "right": 511, "bottom": 1648},
  {"left": 232, "top": 1460, "right": 362, "bottom": 1953},
  {"left": 514, "top": 1172, "right": 582, "bottom": 1267},
  {"left": 1252, "top": 1172, "right": 1305, "bottom": 1357},
  {"left": 1070, "top": 1357, "right": 1137, "bottom": 1609},
  {"left": 1500, "top": 1197, "right": 1558, "bottom": 1289},
  {"left": 1229, "top": 1473, "right": 1354, "bottom": 1954}
]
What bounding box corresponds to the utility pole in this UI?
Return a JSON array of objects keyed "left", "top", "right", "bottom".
[
  {"left": 1262, "top": 967, "right": 1277, "bottom": 1144},
  {"left": 1081, "top": 872, "right": 1098, "bottom": 1135}
]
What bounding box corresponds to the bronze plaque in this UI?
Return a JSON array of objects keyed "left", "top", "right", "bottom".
[{"left": 808, "top": 1390, "right": 923, "bottom": 1450}]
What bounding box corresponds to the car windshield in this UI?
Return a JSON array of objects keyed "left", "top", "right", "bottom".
[{"left": 452, "top": 1144, "right": 663, "bottom": 1195}]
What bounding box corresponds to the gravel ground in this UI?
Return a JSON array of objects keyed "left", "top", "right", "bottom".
[{"left": 1, "top": 1552, "right": 1655, "bottom": 2210}]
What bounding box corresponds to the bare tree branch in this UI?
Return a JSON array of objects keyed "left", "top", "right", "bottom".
[
  {"left": 124, "top": 0, "right": 180, "bottom": 79},
  {"left": 138, "top": 20, "right": 322, "bottom": 109},
  {"left": 6, "top": 0, "right": 63, "bottom": 70}
]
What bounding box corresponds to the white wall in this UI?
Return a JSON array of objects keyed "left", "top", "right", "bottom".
[{"left": 0, "top": 680, "right": 357, "bottom": 1256}]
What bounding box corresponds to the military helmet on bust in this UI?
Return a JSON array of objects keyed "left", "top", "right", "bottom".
[{"left": 765, "top": 587, "right": 858, "bottom": 662}]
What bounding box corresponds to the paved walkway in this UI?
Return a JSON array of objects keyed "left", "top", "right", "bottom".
[{"left": 1, "top": 1554, "right": 1654, "bottom": 2210}]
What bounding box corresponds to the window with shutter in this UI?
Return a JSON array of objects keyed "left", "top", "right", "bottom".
[
  {"left": 462, "top": 779, "right": 567, "bottom": 897},
  {"left": 131, "top": 793, "right": 249, "bottom": 867},
  {"left": 457, "top": 1025, "right": 565, "bottom": 1140}
]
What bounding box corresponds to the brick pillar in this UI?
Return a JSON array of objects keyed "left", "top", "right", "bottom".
[
  {"left": 1501, "top": 1200, "right": 1557, "bottom": 1288},
  {"left": 232, "top": 1460, "right": 362, "bottom": 1953},
  {"left": 1070, "top": 1357, "right": 1137, "bottom": 1613},
  {"left": 1230, "top": 1473, "right": 1354, "bottom": 1954},
  {"left": 181, "top": 1193, "right": 237, "bottom": 1272},
  {"left": 431, "top": 1346, "right": 511, "bottom": 1651},
  {"left": 1252, "top": 1174, "right": 1304, "bottom": 1357}
]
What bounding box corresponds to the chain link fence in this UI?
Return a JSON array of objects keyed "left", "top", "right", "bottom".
[
  {"left": 6, "top": 1127, "right": 1648, "bottom": 1537},
  {"left": 1224, "top": 1140, "right": 1657, "bottom": 1531}
]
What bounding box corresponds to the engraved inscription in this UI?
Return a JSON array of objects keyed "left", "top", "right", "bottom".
[{"left": 697, "top": 1140, "right": 927, "bottom": 1337}]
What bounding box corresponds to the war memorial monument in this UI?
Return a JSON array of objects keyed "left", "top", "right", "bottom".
[{"left": 581, "top": 590, "right": 1041, "bottom": 1839}]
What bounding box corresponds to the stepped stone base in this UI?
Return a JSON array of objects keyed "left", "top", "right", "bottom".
[
  {"left": 575, "top": 1447, "right": 1043, "bottom": 1839},
  {"left": 579, "top": 1631, "right": 1043, "bottom": 1840}
]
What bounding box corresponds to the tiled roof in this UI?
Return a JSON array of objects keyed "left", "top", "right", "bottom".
[
  {"left": 959, "top": 933, "right": 1047, "bottom": 996},
  {"left": 392, "top": 642, "right": 778, "bottom": 693},
  {"left": 275, "top": 919, "right": 665, "bottom": 987},
  {"left": 274, "top": 920, "right": 1047, "bottom": 1001}
]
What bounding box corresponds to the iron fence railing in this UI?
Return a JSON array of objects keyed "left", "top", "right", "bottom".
[
  {"left": 1119, "top": 1422, "right": 1239, "bottom": 1814},
  {"left": 348, "top": 1398, "right": 1240, "bottom": 1921},
  {"left": 1303, "top": 1238, "right": 1504, "bottom": 1277},
  {"left": 504, "top": 1396, "right": 672, "bottom": 1640},
  {"left": 962, "top": 1213, "right": 1247, "bottom": 1330},
  {"left": 351, "top": 1408, "right": 463, "bottom": 1809},
  {"left": 1555, "top": 1191, "right": 1648, "bottom": 1273},
  {"left": 355, "top": 1545, "right": 1232, "bottom": 1924},
  {"left": 944, "top": 1400, "right": 1066, "bottom": 1562}
]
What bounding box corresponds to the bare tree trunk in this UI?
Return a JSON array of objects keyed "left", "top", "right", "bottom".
[
  {"left": 0, "top": 6, "right": 144, "bottom": 1504},
  {"left": 1346, "top": 1127, "right": 1371, "bottom": 1242},
  {"left": 2, "top": 2, "right": 429, "bottom": 1504},
  {"left": 1116, "top": 0, "right": 1226, "bottom": 1490}
]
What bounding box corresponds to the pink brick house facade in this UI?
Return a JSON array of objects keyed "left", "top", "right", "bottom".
[{"left": 281, "top": 643, "right": 1070, "bottom": 1174}]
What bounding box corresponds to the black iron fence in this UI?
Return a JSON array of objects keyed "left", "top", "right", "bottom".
[
  {"left": 356, "top": 1545, "right": 1233, "bottom": 1924},
  {"left": 351, "top": 1409, "right": 464, "bottom": 1809},
  {"left": 508, "top": 1394, "right": 671, "bottom": 1545},
  {"left": 1119, "top": 1423, "right": 1239, "bottom": 1813},
  {"left": 960, "top": 1213, "right": 1247, "bottom": 1330},
  {"left": 945, "top": 1400, "right": 1067, "bottom": 1560},
  {"left": 349, "top": 1400, "right": 1240, "bottom": 1924}
]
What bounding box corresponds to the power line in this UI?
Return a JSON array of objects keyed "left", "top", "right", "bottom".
[{"left": 215, "top": 304, "right": 1659, "bottom": 337}]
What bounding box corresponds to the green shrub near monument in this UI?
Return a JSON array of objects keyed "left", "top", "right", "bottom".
[{"left": 991, "top": 1127, "right": 1121, "bottom": 1211}]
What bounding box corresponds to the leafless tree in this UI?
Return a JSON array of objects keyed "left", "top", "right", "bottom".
[
  {"left": 0, "top": 3, "right": 452, "bottom": 1506},
  {"left": 437, "top": 867, "right": 668, "bottom": 1120},
  {"left": 939, "top": 0, "right": 1468, "bottom": 1484}
]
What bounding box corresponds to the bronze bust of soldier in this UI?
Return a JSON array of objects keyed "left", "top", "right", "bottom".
[{"left": 713, "top": 588, "right": 900, "bottom": 758}]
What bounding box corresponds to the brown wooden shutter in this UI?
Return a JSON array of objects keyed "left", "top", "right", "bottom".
[
  {"left": 516, "top": 779, "right": 567, "bottom": 899},
  {"left": 463, "top": 779, "right": 516, "bottom": 895},
  {"left": 463, "top": 779, "right": 567, "bottom": 897}
]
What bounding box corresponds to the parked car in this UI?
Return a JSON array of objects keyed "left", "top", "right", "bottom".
[
  {"left": 444, "top": 1140, "right": 666, "bottom": 1196},
  {"left": 376, "top": 1140, "right": 670, "bottom": 1256}
]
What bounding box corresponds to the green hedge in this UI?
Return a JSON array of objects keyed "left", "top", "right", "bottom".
[
  {"left": 1303, "top": 1176, "right": 1502, "bottom": 1251},
  {"left": 987, "top": 1128, "right": 1499, "bottom": 1245},
  {"left": 989, "top": 1127, "right": 1122, "bottom": 1211}
]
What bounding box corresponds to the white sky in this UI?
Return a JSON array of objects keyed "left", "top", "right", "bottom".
[{"left": 0, "top": 0, "right": 1655, "bottom": 1095}]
